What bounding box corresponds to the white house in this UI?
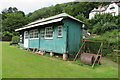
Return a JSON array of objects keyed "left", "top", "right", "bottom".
[{"left": 89, "top": 2, "right": 120, "bottom": 19}]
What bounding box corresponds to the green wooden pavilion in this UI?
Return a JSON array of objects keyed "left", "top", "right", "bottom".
[{"left": 15, "top": 13, "right": 84, "bottom": 60}]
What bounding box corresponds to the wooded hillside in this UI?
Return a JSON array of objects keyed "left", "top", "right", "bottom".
[{"left": 26, "top": 2, "right": 109, "bottom": 22}]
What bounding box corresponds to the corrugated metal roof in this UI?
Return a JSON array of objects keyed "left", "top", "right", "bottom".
[
  {"left": 15, "top": 18, "right": 63, "bottom": 31},
  {"left": 15, "top": 13, "right": 83, "bottom": 31}
]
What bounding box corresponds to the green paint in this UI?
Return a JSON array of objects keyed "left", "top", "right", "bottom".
[
  {"left": 21, "top": 18, "right": 83, "bottom": 54},
  {"left": 39, "top": 25, "right": 66, "bottom": 54},
  {"left": 63, "top": 19, "right": 82, "bottom": 53},
  {"left": 29, "top": 39, "right": 39, "bottom": 48}
]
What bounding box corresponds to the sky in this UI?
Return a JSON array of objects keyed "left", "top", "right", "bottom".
[{"left": 0, "top": 0, "right": 74, "bottom": 14}]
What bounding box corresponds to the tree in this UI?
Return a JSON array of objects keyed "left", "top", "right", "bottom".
[
  {"left": 2, "top": 7, "right": 28, "bottom": 37},
  {"left": 87, "top": 13, "right": 117, "bottom": 34},
  {"left": 115, "top": 14, "right": 120, "bottom": 28},
  {"left": 75, "top": 13, "right": 86, "bottom": 21},
  {"left": 27, "top": 2, "right": 110, "bottom": 22},
  {"left": 102, "top": 22, "right": 117, "bottom": 33}
]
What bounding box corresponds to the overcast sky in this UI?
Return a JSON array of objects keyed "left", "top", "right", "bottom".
[{"left": 0, "top": 0, "right": 74, "bottom": 14}]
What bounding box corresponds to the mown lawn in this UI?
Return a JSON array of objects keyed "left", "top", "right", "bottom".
[
  {"left": 2, "top": 42, "right": 118, "bottom": 78},
  {"left": 0, "top": 41, "right": 2, "bottom": 79}
]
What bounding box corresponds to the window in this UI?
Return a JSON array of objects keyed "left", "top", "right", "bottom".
[
  {"left": 110, "top": 7, "right": 115, "bottom": 10},
  {"left": 58, "top": 25, "right": 62, "bottom": 37},
  {"left": 25, "top": 31, "right": 28, "bottom": 39},
  {"left": 40, "top": 29, "right": 45, "bottom": 38},
  {"left": 30, "top": 30, "right": 33, "bottom": 38},
  {"left": 34, "top": 30, "right": 39, "bottom": 38},
  {"left": 20, "top": 34, "right": 22, "bottom": 43},
  {"left": 111, "top": 12, "right": 115, "bottom": 16},
  {"left": 30, "top": 29, "right": 38, "bottom": 39},
  {"left": 45, "top": 27, "right": 53, "bottom": 39}
]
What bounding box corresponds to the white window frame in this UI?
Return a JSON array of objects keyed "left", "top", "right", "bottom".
[
  {"left": 25, "top": 31, "right": 28, "bottom": 39},
  {"left": 20, "top": 34, "right": 22, "bottom": 43},
  {"left": 58, "top": 25, "right": 62, "bottom": 37},
  {"left": 29, "top": 29, "right": 39, "bottom": 40},
  {"left": 45, "top": 27, "right": 53, "bottom": 39},
  {"left": 29, "top": 30, "right": 33, "bottom": 39}
]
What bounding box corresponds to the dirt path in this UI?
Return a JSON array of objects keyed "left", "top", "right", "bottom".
[{"left": 101, "top": 57, "right": 120, "bottom": 67}]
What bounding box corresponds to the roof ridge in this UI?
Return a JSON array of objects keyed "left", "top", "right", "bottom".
[
  {"left": 25, "top": 13, "right": 83, "bottom": 26},
  {"left": 15, "top": 13, "right": 83, "bottom": 31}
]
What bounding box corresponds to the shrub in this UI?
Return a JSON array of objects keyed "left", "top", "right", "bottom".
[
  {"left": 102, "top": 22, "right": 118, "bottom": 33},
  {"left": 2, "top": 31, "right": 13, "bottom": 36},
  {"left": 12, "top": 36, "right": 20, "bottom": 43},
  {"left": 84, "top": 39, "right": 112, "bottom": 56},
  {"left": 84, "top": 29, "right": 119, "bottom": 61},
  {"left": 106, "top": 52, "right": 119, "bottom": 63},
  {"left": 2, "top": 36, "right": 12, "bottom": 41},
  {"left": 101, "top": 29, "right": 118, "bottom": 49}
]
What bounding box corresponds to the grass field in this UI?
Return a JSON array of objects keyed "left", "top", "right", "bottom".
[
  {"left": 0, "top": 41, "right": 2, "bottom": 79},
  {"left": 1, "top": 42, "right": 118, "bottom": 78}
]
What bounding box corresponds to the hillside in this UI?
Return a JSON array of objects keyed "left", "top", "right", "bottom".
[{"left": 26, "top": 2, "right": 110, "bottom": 22}]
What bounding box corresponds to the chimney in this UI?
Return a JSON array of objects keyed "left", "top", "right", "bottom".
[{"left": 98, "top": 5, "right": 102, "bottom": 9}]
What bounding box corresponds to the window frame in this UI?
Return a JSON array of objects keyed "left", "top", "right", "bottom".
[
  {"left": 29, "top": 29, "right": 39, "bottom": 40},
  {"left": 40, "top": 29, "right": 45, "bottom": 38},
  {"left": 110, "top": 7, "right": 115, "bottom": 10},
  {"left": 45, "top": 27, "right": 53, "bottom": 39},
  {"left": 58, "top": 25, "right": 63, "bottom": 37},
  {"left": 111, "top": 12, "right": 115, "bottom": 16},
  {"left": 20, "top": 34, "right": 23, "bottom": 43},
  {"left": 24, "top": 31, "right": 28, "bottom": 39}
]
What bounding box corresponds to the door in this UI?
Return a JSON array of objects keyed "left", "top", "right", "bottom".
[{"left": 24, "top": 31, "right": 28, "bottom": 48}]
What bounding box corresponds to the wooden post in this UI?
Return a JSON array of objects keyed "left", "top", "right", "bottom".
[
  {"left": 33, "top": 48, "right": 35, "bottom": 52},
  {"left": 63, "top": 54, "right": 68, "bottom": 61},
  {"left": 74, "top": 41, "right": 85, "bottom": 61},
  {"left": 50, "top": 52, "right": 54, "bottom": 57},
  {"left": 27, "top": 48, "right": 30, "bottom": 51},
  {"left": 38, "top": 50, "right": 41, "bottom": 54},
  {"left": 92, "top": 42, "right": 103, "bottom": 68},
  {"left": 36, "top": 49, "right": 39, "bottom": 53},
  {"left": 41, "top": 51, "right": 45, "bottom": 55}
]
